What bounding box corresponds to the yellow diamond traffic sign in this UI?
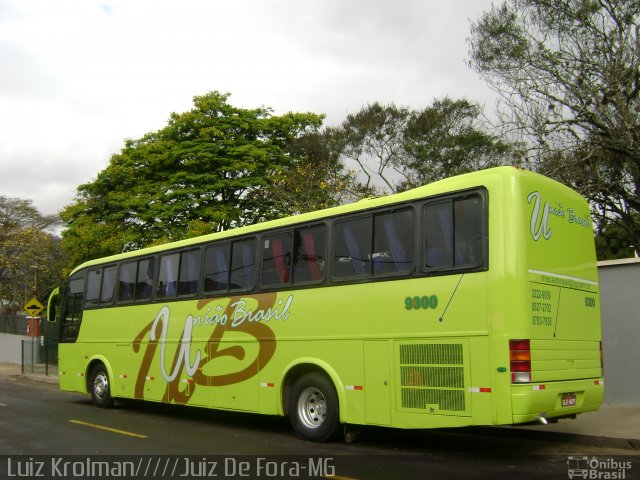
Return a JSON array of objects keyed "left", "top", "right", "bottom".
[{"left": 23, "top": 297, "right": 44, "bottom": 317}]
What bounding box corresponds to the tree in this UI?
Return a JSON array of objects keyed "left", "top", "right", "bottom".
[
  {"left": 333, "top": 99, "right": 518, "bottom": 194},
  {"left": 468, "top": 0, "right": 640, "bottom": 258},
  {"left": 337, "top": 102, "right": 411, "bottom": 194},
  {"left": 399, "top": 98, "right": 520, "bottom": 190},
  {"left": 247, "top": 128, "right": 366, "bottom": 215},
  {"left": 0, "top": 196, "right": 63, "bottom": 314},
  {"left": 61, "top": 92, "right": 329, "bottom": 266},
  {"left": 595, "top": 218, "right": 639, "bottom": 259}
]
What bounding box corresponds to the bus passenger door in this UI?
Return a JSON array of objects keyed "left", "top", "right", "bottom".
[{"left": 364, "top": 340, "right": 391, "bottom": 425}]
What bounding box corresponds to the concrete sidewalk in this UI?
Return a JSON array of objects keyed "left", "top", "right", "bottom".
[
  {"left": 0, "top": 362, "right": 637, "bottom": 449},
  {"left": 0, "top": 361, "right": 58, "bottom": 385}
]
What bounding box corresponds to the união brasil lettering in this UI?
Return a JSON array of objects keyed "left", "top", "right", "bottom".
[
  {"left": 190, "top": 296, "right": 293, "bottom": 328},
  {"left": 528, "top": 191, "right": 591, "bottom": 242},
  {"left": 567, "top": 207, "right": 591, "bottom": 228},
  {"left": 132, "top": 293, "right": 291, "bottom": 403}
]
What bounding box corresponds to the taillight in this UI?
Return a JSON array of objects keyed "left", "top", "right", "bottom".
[{"left": 510, "top": 339, "right": 531, "bottom": 383}]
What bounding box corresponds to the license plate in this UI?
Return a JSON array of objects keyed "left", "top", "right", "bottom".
[{"left": 562, "top": 393, "right": 577, "bottom": 407}]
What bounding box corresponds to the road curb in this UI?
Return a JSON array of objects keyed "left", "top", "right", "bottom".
[{"left": 14, "top": 373, "right": 59, "bottom": 385}]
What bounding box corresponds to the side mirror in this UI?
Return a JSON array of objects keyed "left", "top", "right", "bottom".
[{"left": 47, "top": 287, "right": 60, "bottom": 323}]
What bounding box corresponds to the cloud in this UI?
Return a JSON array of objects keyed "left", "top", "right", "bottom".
[
  {"left": 0, "top": 0, "right": 496, "bottom": 217},
  {"left": 0, "top": 42, "right": 63, "bottom": 99}
]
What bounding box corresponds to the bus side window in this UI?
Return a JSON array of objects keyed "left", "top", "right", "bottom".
[
  {"left": 333, "top": 217, "right": 372, "bottom": 279},
  {"left": 118, "top": 261, "right": 137, "bottom": 302},
  {"left": 136, "top": 258, "right": 154, "bottom": 301},
  {"left": 61, "top": 275, "right": 85, "bottom": 341},
  {"left": 157, "top": 253, "right": 179, "bottom": 298},
  {"left": 178, "top": 249, "right": 201, "bottom": 296},
  {"left": 262, "top": 232, "right": 292, "bottom": 286},
  {"left": 373, "top": 209, "right": 414, "bottom": 275},
  {"left": 85, "top": 269, "right": 102, "bottom": 308},
  {"left": 293, "top": 225, "right": 326, "bottom": 283},
  {"left": 230, "top": 238, "right": 257, "bottom": 291},
  {"left": 423, "top": 202, "right": 454, "bottom": 269},
  {"left": 423, "top": 195, "right": 485, "bottom": 270},
  {"left": 454, "top": 197, "right": 483, "bottom": 265},
  {"left": 100, "top": 266, "right": 117, "bottom": 304},
  {"left": 204, "top": 243, "right": 230, "bottom": 293}
]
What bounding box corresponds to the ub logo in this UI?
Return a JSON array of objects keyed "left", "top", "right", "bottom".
[{"left": 528, "top": 191, "right": 552, "bottom": 241}]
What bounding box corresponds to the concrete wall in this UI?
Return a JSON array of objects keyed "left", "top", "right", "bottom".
[
  {"left": 598, "top": 258, "right": 640, "bottom": 405},
  {"left": 0, "top": 333, "right": 33, "bottom": 364}
]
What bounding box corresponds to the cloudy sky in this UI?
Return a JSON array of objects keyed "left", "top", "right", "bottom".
[{"left": 0, "top": 0, "right": 496, "bottom": 217}]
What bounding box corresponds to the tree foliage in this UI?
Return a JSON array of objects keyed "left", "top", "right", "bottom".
[
  {"left": 250, "top": 128, "right": 365, "bottom": 214},
  {"left": 0, "top": 196, "right": 63, "bottom": 313},
  {"left": 468, "top": 0, "right": 640, "bottom": 257},
  {"left": 337, "top": 102, "right": 411, "bottom": 194},
  {"left": 399, "top": 98, "right": 520, "bottom": 189},
  {"left": 61, "top": 92, "right": 332, "bottom": 266},
  {"left": 334, "top": 98, "right": 519, "bottom": 194}
]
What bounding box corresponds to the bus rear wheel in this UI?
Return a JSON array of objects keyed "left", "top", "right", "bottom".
[
  {"left": 290, "top": 372, "right": 339, "bottom": 442},
  {"left": 88, "top": 364, "right": 114, "bottom": 408}
]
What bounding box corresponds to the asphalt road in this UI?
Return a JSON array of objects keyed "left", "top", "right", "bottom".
[{"left": 0, "top": 376, "right": 637, "bottom": 480}]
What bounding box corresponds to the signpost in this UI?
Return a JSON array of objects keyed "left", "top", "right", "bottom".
[
  {"left": 22, "top": 297, "right": 44, "bottom": 373},
  {"left": 23, "top": 297, "right": 44, "bottom": 317}
]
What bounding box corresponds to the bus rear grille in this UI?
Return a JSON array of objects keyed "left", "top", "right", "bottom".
[
  {"left": 401, "top": 388, "right": 465, "bottom": 411},
  {"left": 399, "top": 343, "right": 463, "bottom": 365},
  {"left": 399, "top": 343, "right": 466, "bottom": 412},
  {"left": 400, "top": 366, "right": 464, "bottom": 388}
]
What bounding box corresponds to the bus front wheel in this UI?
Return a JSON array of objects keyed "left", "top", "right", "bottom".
[
  {"left": 88, "top": 364, "right": 114, "bottom": 408},
  {"left": 290, "top": 372, "right": 339, "bottom": 442}
]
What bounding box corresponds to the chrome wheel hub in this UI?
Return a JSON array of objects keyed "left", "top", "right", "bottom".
[
  {"left": 297, "top": 387, "right": 327, "bottom": 429},
  {"left": 93, "top": 372, "right": 109, "bottom": 400}
]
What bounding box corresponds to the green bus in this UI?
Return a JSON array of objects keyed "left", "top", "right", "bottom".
[{"left": 48, "top": 167, "right": 604, "bottom": 442}]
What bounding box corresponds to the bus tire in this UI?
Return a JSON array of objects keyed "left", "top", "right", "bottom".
[
  {"left": 290, "top": 372, "right": 339, "bottom": 442},
  {"left": 89, "top": 364, "right": 114, "bottom": 408}
]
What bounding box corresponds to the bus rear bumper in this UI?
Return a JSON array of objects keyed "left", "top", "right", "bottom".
[{"left": 511, "top": 378, "right": 604, "bottom": 424}]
